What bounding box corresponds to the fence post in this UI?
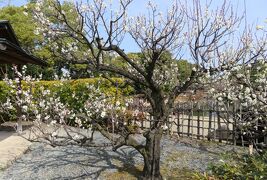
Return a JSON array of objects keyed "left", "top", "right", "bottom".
[
  {"left": 233, "top": 103, "right": 237, "bottom": 146},
  {"left": 177, "top": 111, "right": 180, "bottom": 136},
  {"left": 167, "top": 115, "right": 171, "bottom": 135},
  {"left": 187, "top": 102, "right": 193, "bottom": 137},
  {"left": 197, "top": 103, "right": 200, "bottom": 140},
  {"left": 187, "top": 110, "right": 191, "bottom": 137},
  {"left": 149, "top": 115, "right": 152, "bottom": 128},
  {"left": 191, "top": 102, "right": 194, "bottom": 138},
  {"left": 208, "top": 103, "right": 213, "bottom": 141},
  {"left": 226, "top": 102, "right": 230, "bottom": 144},
  {"left": 202, "top": 104, "right": 205, "bottom": 139},
  {"left": 240, "top": 106, "right": 244, "bottom": 147},
  {"left": 265, "top": 120, "right": 267, "bottom": 146},
  {"left": 217, "top": 103, "right": 222, "bottom": 142},
  {"left": 181, "top": 104, "right": 184, "bottom": 137},
  {"left": 256, "top": 120, "right": 259, "bottom": 144}
]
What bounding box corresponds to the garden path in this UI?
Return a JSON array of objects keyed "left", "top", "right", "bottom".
[
  {"left": 0, "top": 132, "right": 246, "bottom": 179},
  {"left": 0, "top": 131, "right": 31, "bottom": 169}
]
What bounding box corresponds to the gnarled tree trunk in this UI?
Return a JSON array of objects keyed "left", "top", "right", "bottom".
[{"left": 142, "top": 128, "right": 163, "bottom": 180}]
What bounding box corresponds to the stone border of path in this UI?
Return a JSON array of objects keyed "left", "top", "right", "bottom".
[{"left": 0, "top": 131, "right": 31, "bottom": 170}]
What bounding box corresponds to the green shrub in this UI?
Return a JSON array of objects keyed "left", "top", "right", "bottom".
[
  {"left": 0, "top": 81, "right": 12, "bottom": 102},
  {"left": 196, "top": 151, "right": 267, "bottom": 180},
  {"left": 0, "top": 78, "right": 134, "bottom": 122}
]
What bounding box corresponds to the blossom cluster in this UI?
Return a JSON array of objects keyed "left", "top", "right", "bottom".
[
  {"left": 0, "top": 66, "right": 150, "bottom": 140},
  {"left": 208, "top": 60, "right": 267, "bottom": 141}
]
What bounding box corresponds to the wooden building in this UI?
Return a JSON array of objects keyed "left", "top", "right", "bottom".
[
  {"left": 0, "top": 20, "right": 46, "bottom": 65},
  {"left": 0, "top": 20, "right": 46, "bottom": 133}
]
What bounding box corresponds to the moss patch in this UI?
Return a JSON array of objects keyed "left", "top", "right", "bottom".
[
  {"left": 161, "top": 151, "right": 197, "bottom": 179},
  {"left": 101, "top": 164, "right": 195, "bottom": 180},
  {"left": 101, "top": 160, "right": 196, "bottom": 180},
  {"left": 101, "top": 163, "right": 143, "bottom": 180}
]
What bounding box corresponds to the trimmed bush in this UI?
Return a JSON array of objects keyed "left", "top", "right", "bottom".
[{"left": 0, "top": 78, "right": 134, "bottom": 122}]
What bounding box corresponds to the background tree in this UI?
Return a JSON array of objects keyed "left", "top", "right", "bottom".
[
  {"left": 0, "top": 2, "right": 88, "bottom": 79},
  {"left": 0, "top": 4, "right": 57, "bottom": 79},
  {"left": 103, "top": 51, "right": 193, "bottom": 82},
  {"left": 26, "top": 0, "right": 267, "bottom": 179},
  {"left": 208, "top": 59, "right": 267, "bottom": 151}
]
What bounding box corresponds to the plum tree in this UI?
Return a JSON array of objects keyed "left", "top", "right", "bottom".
[{"left": 4, "top": 0, "right": 266, "bottom": 179}]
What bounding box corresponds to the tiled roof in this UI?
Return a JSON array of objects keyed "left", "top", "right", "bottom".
[{"left": 0, "top": 20, "right": 47, "bottom": 65}]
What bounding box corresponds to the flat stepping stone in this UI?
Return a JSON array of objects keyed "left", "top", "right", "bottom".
[{"left": 0, "top": 131, "right": 31, "bottom": 169}]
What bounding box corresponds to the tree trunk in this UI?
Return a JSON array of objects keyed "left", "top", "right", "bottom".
[{"left": 142, "top": 128, "right": 163, "bottom": 180}]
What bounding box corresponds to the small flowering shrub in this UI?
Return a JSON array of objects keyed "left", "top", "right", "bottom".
[{"left": 81, "top": 91, "right": 150, "bottom": 133}]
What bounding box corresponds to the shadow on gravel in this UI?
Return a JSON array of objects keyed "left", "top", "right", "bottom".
[
  {"left": 1, "top": 135, "right": 240, "bottom": 179},
  {"left": 0, "top": 131, "right": 14, "bottom": 141},
  {"left": 6, "top": 144, "right": 143, "bottom": 180}
]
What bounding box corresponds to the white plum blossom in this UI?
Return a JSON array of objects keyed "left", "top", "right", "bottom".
[
  {"left": 100, "top": 111, "right": 106, "bottom": 118},
  {"left": 256, "top": 25, "right": 264, "bottom": 30},
  {"left": 208, "top": 60, "right": 267, "bottom": 144},
  {"left": 9, "top": 0, "right": 267, "bottom": 176}
]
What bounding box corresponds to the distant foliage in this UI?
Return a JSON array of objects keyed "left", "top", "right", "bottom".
[{"left": 0, "top": 3, "right": 81, "bottom": 79}]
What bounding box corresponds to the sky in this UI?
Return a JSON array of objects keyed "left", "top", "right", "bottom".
[
  {"left": 4, "top": 0, "right": 266, "bottom": 23},
  {"left": 1, "top": 0, "right": 266, "bottom": 53}
]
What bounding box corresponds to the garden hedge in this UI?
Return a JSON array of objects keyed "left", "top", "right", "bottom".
[{"left": 0, "top": 78, "right": 134, "bottom": 122}]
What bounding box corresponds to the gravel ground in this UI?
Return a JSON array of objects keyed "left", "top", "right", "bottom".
[{"left": 0, "top": 132, "right": 244, "bottom": 180}]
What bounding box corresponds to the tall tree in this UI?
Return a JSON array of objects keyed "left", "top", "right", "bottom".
[
  {"left": 0, "top": 5, "right": 55, "bottom": 79},
  {"left": 29, "top": 0, "right": 266, "bottom": 179},
  {"left": 0, "top": 3, "right": 81, "bottom": 79}
]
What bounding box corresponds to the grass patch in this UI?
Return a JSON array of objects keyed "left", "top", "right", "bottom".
[
  {"left": 101, "top": 152, "right": 197, "bottom": 180},
  {"left": 161, "top": 151, "right": 197, "bottom": 179},
  {"left": 161, "top": 166, "right": 195, "bottom": 179},
  {"left": 101, "top": 162, "right": 143, "bottom": 180},
  {"left": 101, "top": 163, "right": 196, "bottom": 180}
]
